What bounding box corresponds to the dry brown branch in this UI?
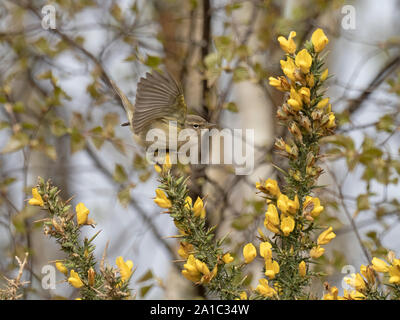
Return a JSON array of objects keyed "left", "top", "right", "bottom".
[{"left": 0, "top": 253, "right": 29, "bottom": 300}]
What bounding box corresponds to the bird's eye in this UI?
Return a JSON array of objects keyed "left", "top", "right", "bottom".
[{"left": 193, "top": 124, "right": 199, "bottom": 129}]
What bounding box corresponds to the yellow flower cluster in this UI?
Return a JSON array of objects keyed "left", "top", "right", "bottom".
[
  {"left": 309, "top": 226, "right": 336, "bottom": 259},
  {"left": 256, "top": 278, "right": 277, "bottom": 298},
  {"left": 325, "top": 263, "right": 376, "bottom": 300},
  {"left": 271, "top": 28, "right": 336, "bottom": 169},
  {"left": 242, "top": 241, "right": 280, "bottom": 298},
  {"left": 154, "top": 190, "right": 207, "bottom": 220},
  {"left": 28, "top": 187, "right": 95, "bottom": 227},
  {"left": 263, "top": 193, "right": 298, "bottom": 237},
  {"left": 372, "top": 254, "right": 400, "bottom": 285},
  {"left": 185, "top": 196, "right": 206, "bottom": 219},
  {"left": 182, "top": 254, "right": 217, "bottom": 284},
  {"left": 323, "top": 285, "right": 366, "bottom": 300}
]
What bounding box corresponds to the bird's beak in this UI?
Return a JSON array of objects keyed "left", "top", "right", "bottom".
[{"left": 207, "top": 123, "right": 217, "bottom": 128}]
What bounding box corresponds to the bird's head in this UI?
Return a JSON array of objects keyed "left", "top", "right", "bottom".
[{"left": 184, "top": 114, "right": 216, "bottom": 133}]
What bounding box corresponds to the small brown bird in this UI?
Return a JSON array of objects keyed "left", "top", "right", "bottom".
[{"left": 110, "top": 71, "right": 214, "bottom": 150}]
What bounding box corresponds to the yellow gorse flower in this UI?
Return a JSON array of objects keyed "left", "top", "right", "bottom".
[
  {"left": 76, "top": 202, "right": 90, "bottom": 225},
  {"left": 321, "top": 68, "right": 329, "bottom": 81},
  {"left": 154, "top": 189, "right": 172, "bottom": 208},
  {"left": 239, "top": 291, "right": 247, "bottom": 300},
  {"left": 388, "top": 260, "right": 400, "bottom": 284},
  {"left": 116, "top": 256, "right": 134, "bottom": 282},
  {"left": 259, "top": 241, "right": 272, "bottom": 260},
  {"left": 316, "top": 97, "right": 329, "bottom": 109},
  {"left": 299, "top": 87, "right": 311, "bottom": 104},
  {"left": 323, "top": 286, "right": 341, "bottom": 300},
  {"left": 326, "top": 112, "right": 336, "bottom": 129},
  {"left": 222, "top": 253, "right": 234, "bottom": 264},
  {"left": 268, "top": 76, "right": 290, "bottom": 92},
  {"left": 182, "top": 255, "right": 202, "bottom": 282},
  {"left": 310, "top": 245, "right": 325, "bottom": 259},
  {"left": 288, "top": 195, "right": 299, "bottom": 214},
  {"left": 264, "top": 259, "right": 280, "bottom": 279},
  {"left": 68, "top": 270, "right": 84, "bottom": 289},
  {"left": 184, "top": 196, "right": 192, "bottom": 210},
  {"left": 311, "top": 28, "right": 329, "bottom": 52},
  {"left": 280, "top": 56, "right": 296, "bottom": 82},
  {"left": 345, "top": 273, "right": 366, "bottom": 292},
  {"left": 264, "top": 178, "right": 281, "bottom": 197},
  {"left": 256, "top": 278, "right": 277, "bottom": 297},
  {"left": 182, "top": 255, "right": 216, "bottom": 284},
  {"left": 193, "top": 197, "right": 206, "bottom": 219},
  {"left": 277, "top": 194, "right": 299, "bottom": 215},
  {"left": 371, "top": 257, "right": 390, "bottom": 273},
  {"left": 264, "top": 204, "right": 280, "bottom": 234},
  {"left": 306, "top": 74, "right": 315, "bottom": 87},
  {"left": 295, "top": 49, "right": 312, "bottom": 74},
  {"left": 299, "top": 261, "right": 306, "bottom": 277},
  {"left": 280, "top": 215, "right": 295, "bottom": 236},
  {"left": 154, "top": 164, "right": 162, "bottom": 173},
  {"left": 303, "top": 196, "right": 324, "bottom": 218},
  {"left": 55, "top": 262, "right": 68, "bottom": 275},
  {"left": 360, "top": 265, "right": 375, "bottom": 285},
  {"left": 317, "top": 226, "right": 336, "bottom": 245},
  {"left": 287, "top": 88, "right": 303, "bottom": 111},
  {"left": 243, "top": 243, "right": 257, "bottom": 264},
  {"left": 277, "top": 31, "right": 297, "bottom": 54},
  {"left": 178, "top": 242, "right": 194, "bottom": 259},
  {"left": 343, "top": 289, "right": 366, "bottom": 300},
  {"left": 28, "top": 188, "right": 44, "bottom": 207}
]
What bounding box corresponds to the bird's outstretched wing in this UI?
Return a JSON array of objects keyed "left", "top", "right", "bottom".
[
  {"left": 133, "top": 71, "right": 187, "bottom": 134},
  {"left": 109, "top": 78, "right": 134, "bottom": 130}
]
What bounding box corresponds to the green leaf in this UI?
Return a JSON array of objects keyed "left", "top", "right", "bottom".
[
  {"left": 357, "top": 194, "right": 370, "bottom": 211},
  {"left": 13, "top": 101, "right": 24, "bottom": 113},
  {"left": 140, "top": 285, "right": 153, "bottom": 297},
  {"left": 70, "top": 130, "right": 86, "bottom": 154},
  {"left": 117, "top": 187, "right": 131, "bottom": 208},
  {"left": 111, "top": 3, "right": 123, "bottom": 21},
  {"left": 90, "top": 126, "right": 105, "bottom": 149},
  {"left": 376, "top": 114, "right": 394, "bottom": 132},
  {"left": 224, "top": 102, "right": 238, "bottom": 113},
  {"left": 113, "top": 164, "right": 128, "bottom": 183},
  {"left": 233, "top": 66, "right": 249, "bottom": 82},
  {"left": 137, "top": 270, "right": 153, "bottom": 283},
  {"left": 214, "top": 35, "right": 234, "bottom": 61},
  {"left": 51, "top": 118, "right": 68, "bottom": 137},
  {"left": 112, "top": 137, "right": 126, "bottom": 155},
  {"left": 145, "top": 55, "right": 161, "bottom": 69}
]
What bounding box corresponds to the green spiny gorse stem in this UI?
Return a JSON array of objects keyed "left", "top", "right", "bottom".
[
  {"left": 155, "top": 170, "right": 246, "bottom": 299},
  {"left": 31, "top": 177, "right": 132, "bottom": 300},
  {"left": 257, "top": 28, "right": 336, "bottom": 299}
]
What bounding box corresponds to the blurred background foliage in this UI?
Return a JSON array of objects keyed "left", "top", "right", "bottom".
[{"left": 0, "top": 0, "right": 399, "bottom": 299}]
